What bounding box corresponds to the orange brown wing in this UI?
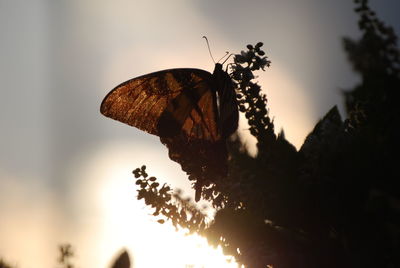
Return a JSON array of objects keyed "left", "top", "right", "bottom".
[{"left": 100, "top": 68, "right": 221, "bottom": 141}]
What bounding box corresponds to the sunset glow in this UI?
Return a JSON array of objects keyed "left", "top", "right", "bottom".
[
  {"left": 81, "top": 142, "right": 239, "bottom": 268},
  {"left": 2, "top": 1, "right": 399, "bottom": 267}
]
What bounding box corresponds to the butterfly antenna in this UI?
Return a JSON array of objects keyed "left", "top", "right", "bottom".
[
  {"left": 221, "top": 53, "right": 233, "bottom": 65},
  {"left": 217, "top": 51, "right": 229, "bottom": 63},
  {"left": 203, "top": 36, "right": 216, "bottom": 64}
]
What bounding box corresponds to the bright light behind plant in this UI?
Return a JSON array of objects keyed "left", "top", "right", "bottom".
[{"left": 80, "top": 142, "right": 239, "bottom": 268}]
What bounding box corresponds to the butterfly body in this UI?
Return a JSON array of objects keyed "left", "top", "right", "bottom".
[{"left": 101, "top": 63, "right": 238, "bottom": 201}]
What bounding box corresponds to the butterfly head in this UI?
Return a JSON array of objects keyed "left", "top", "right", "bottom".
[{"left": 213, "top": 63, "right": 223, "bottom": 73}]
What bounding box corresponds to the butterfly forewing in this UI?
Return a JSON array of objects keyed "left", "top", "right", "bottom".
[{"left": 100, "top": 68, "right": 219, "bottom": 139}]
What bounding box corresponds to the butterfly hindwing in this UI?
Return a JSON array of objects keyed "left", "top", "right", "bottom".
[{"left": 157, "top": 72, "right": 220, "bottom": 140}]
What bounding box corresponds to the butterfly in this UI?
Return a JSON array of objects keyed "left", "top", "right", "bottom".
[{"left": 100, "top": 63, "right": 239, "bottom": 201}]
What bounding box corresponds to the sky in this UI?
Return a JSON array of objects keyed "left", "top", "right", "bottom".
[{"left": 1, "top": 0, "right": 400, "bottom": 267}]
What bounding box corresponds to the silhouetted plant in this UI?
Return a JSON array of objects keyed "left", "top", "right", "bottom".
[
  {"left": 57, "top": 244, "right": 75, "bottom": 268},
  {"left": 133, "top": 0, "right": 400, "bottom": 267},
  {"left": 110, "top": 250, "right": 131, "bottom": 268},
  {"left": 0, "top": 259, "right": 14, "bottom": 268},
  {"left": 56, "top": 245, "right": 132, "bottom": 268},
  {"left": 133, "top": 165, "right": 207, "bottom": 233}
]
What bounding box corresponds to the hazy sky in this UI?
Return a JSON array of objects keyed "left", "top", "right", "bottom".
[{"left": 1, "top": 0, "right": 399, "bottom": 267}]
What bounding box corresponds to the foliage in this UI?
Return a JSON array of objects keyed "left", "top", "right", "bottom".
[
  {"left": 0, "top": 259, "right": 14, "bottom": 268},
  {"left": 110, "top": 250, "right": 131, "bottom": 268},
  {"left": 0, "top": 245, "right": 77, "bottom": 268},
  {"left": 57, "top": 244, "right": 75, "bottom": 268},
  {"left": 133, "top": 166, "right": 207, "bottom": 233},
  {"left": 133, "top": 0, "right": 400, "bottom": 267},
  {"left": 56, "top": 244, "right": 131, "bottom": 268}
]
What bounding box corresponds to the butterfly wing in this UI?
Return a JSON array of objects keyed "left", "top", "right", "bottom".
[
  {"left": 100, "top": 68, "right": 220, "bottom": 141},
  {"left": 101, "top": 65, "right": 239, "bottom": 202}
]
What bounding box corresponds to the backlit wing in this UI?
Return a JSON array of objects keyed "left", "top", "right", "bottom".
[
  {"left": 100, "top": 68, "right": 220, "bottom": 141},
  {"left": 100, "top": 64, "right": 240, "bottom": 201}
]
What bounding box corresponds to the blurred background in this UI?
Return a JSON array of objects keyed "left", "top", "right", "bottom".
[{"left": 1, "top": 0, "right": 399, "bottom": 267}]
